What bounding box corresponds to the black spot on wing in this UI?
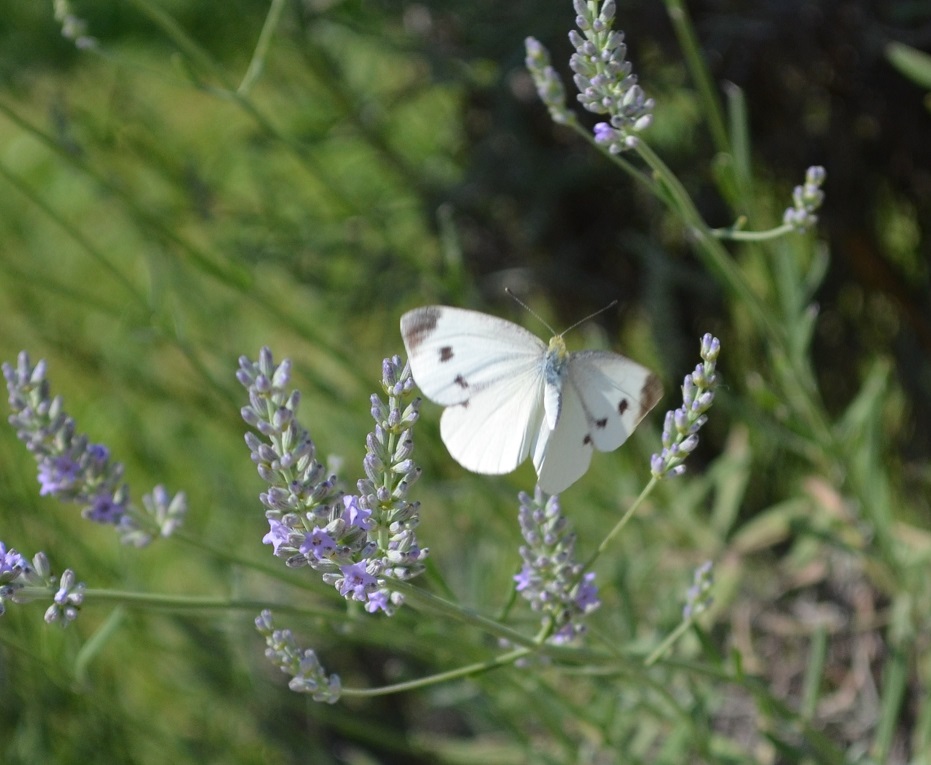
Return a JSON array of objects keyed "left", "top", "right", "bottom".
[
  {"left": 440, "top": 346, "right": 453, "bottom": 362},
  {"left": 401, "top": 306, "right": 441, "bottom": 351},
  {"left": 639, "top": 374, "right": 663, "bottom": 418},
  {"left": 454, "top": 374, "right": 469, "bottom": 389},
  {"left": 595, "top": 417, "right": 607, "bottom": 429},
  {"left": 583, "top": 434, "right": 592, "bottom": 446},
  {"left": 618, "top": 399, "right": 629, "bottom": 416}
]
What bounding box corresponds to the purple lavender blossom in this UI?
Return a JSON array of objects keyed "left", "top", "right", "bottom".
[
  {"left": 3, "top": 352, "right": 186, "bottom": 545},
  {"left": 0, "top": 543, "right": 30, "bottom": 582},
  {"left": 240, "top": 350, "right": 427, "bottom": 616},
  {"left": 300, "top": 528, "right": 337, "bottom": 560},
  {"left": 255, "top": 610, "right": 341, "bottom": 703},
  {"left": 336, "top": 562, "right": 378, "bottom": 602},
  {"left": 0, "top": 543, "right": 85, "bottom": 626},
  {"left": 514, "top": 489, "right": 601, "bottom": 644}
]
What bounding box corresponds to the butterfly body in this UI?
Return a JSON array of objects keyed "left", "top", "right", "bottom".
[{"left": 400, "top": 305, "right": 662, "bottom": 494}]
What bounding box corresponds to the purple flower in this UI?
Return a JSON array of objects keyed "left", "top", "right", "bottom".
[
  {"left": 300, "top": 528, "right": 337, "bottom": 561},
  {"left": 37, "top": 456, "right": 80, "bottom": 496},
  {"left": 341, "top": 495, "right": 372, "bottom": 530},
  {"left": 364, "top": 589, "right": 390, "bottom": 614},
  {"left": 593, "top": 122, "right": 614, "bottom": 143},
  {"left": 514, "top": 489, "right": 600, "bottom": 644},
  {"left": 262, "top": 519, "right": 292, "bottom": 554},
  {"left": 3, "top": 352, "right": 185, "bottom": 544},
  {"left": 0, "top": 543, "right": 29, "bottom": 580},
  {"left": 84, "top": 491, "right": 127, "bottom": 524},
  {"left": 513, "top": 565, "right": 535, "bottom": 593},
  {"left": 573, "top": 572, "right": 599, "bottom": 613},
  {"left": 337, "top": 562, "right": 377, "bottom": 602}
]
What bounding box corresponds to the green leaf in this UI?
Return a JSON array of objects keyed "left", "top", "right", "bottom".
[{"left": 886, "top": 42, "right": 931, "bottom": 90}]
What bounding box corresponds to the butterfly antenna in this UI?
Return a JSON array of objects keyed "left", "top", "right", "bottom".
[
  {"left": 505, "top": 288, "right": 557, "bottom": 335},
  {"left": 561, "top": 300, "right": 619, "bottom": 336}
]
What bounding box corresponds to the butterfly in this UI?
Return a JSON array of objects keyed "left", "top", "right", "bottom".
[{"left": 400, "top": 305, "right": 663, "bottom": 494}]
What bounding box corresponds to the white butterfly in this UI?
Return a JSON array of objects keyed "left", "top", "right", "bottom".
[{"left": 400, "top": 305, "right": 663, "bottom": 494}]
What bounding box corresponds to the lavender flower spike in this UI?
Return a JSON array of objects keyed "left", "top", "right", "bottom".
[
  {"left": 0, "top": 543, "right": 85, "bottom": 627},
  {"left": 683, "top": 561, "right": 714, "bottom": 619},
  {"left": 255, "top": 610, "right": 341, "bottom": 703},
  {"left": 239, "top": 350, "right": 427, "bottom": 616},
  {"left": 515, "top": 488, "right": 600, "bottom": 644},
  {"left": 651, "top": 334, "right": 720, "bottom": 478},
  {"left": 783, "top": 166, "right": 827, "bottom": 232},
  {"left": 570, "top": 0, "right": 654, "bottom": 152},
  {"left": 3, "top": 352, "right": 186, "bottom": 545},
  {"left": 525, "top": 37, "right": 575, "bottom": 126}
]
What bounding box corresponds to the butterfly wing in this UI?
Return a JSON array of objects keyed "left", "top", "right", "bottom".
[
  {"left": 534, "top": 351, "right": 662, "bottom": 494},
  {"left": 401, "top": 306, "right": 548, "bottom": 474}
]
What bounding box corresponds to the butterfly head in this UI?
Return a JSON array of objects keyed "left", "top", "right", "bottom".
[{"left": 544, "top": 334, "right": 569, "bottom": 383}]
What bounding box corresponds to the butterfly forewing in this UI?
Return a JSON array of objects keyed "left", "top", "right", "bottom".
[
  {"left": 401, "top": 306, "right": 547, "bottom": 406},
  {"left": 402, "top": 306, "right": 549, "bottom": 474}
]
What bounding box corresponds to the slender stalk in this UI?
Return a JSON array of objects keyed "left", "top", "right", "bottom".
[{"left": 663, "top": 0, "right": 730, "bottom": 154}]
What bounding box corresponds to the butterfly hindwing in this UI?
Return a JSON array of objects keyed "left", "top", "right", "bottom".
[
  {"left": 533, "top": 351, "right": 662, "bottom": 494},
  {"left": 440, "top": 365, "right": 546, "bottom": 474},
  {"left": 532, "top": 380, "right": 593, "bottom": 494}
]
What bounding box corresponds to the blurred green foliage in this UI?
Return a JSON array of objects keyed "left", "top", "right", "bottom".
[{"left": 1, "top": 1, "right": 930, "bottom": 764}]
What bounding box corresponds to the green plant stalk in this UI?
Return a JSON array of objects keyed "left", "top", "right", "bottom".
[
  {"left": 587, "top": 475, "right": 658, "bottom": 571},
  {"left": 644, "top": 617, "right": 694, "bottom": 666},
  {"left": 800, "top": 623, "right": 828, "bottom": 719},
  {"left": 340, "top": 645, "right": 533, "bottom": 698},
  {"left": 122, "top": 0, "right": 359, "bottom": 218},
  {"left": 237, "top": 0, "right": 287, "bottom": 95},
  {"left": 872, "top": 646, "right": 908, "bottom": 761},
  {"left": 663, "top": 0, "right": 730, "bottom": 155}
]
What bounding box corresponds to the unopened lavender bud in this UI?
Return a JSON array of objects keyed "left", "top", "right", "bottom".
[
  {"left": 370, "top": 394, "right": 387, "bottom": 422},
  {"left": 651, "top": 334, "right": 720, "bottom": 478}
]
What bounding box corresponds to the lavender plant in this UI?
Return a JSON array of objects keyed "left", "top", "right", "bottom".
[
  {"left": 651, "top": 333, "right": 720, "bottom": 479},
  {"left": 0, "top": 544, "right": 84, "bottom": 625},
  {"left": 514, "top": 489, "right": 601, "bottom": 644},
  {"left": 238, "top": 349, "right": 427, "bottom": 619},
  {"left": 3, "top": 351, "right": 187, "bottom": 548},
  {"left": 237, "top": 330, "right": 720, "bottom": 697},
  {"left": 12, "top": 0, "right": 915, "bottom": 759}
]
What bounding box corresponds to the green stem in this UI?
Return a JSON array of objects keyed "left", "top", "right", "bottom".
[
  {"left": 711, "top": 223, "right": 796, "bottom": 241},
  {"left": 583, "top": 475, "right": 658, "bottom": 572},
  {"left": 662, "top": 0, "right": 730, "bottom": 154},
  {"left": 340, "top": 646, "right": 533, "bottom": 698},
  {"left": 238, "top": 0, "right": 287, "bottom": 95},
  {"left": 644, "top": 618, "right": 693, "bottom": 666}
]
